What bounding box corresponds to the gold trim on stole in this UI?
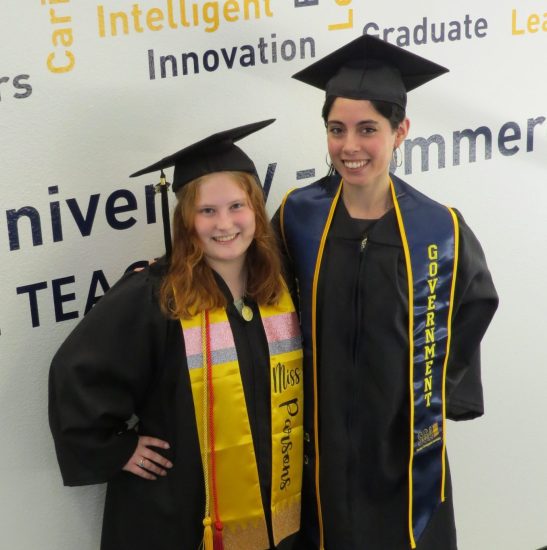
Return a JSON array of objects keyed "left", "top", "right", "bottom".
[{"left": 390, "top": 181, "right": 459, "bottom": 548}]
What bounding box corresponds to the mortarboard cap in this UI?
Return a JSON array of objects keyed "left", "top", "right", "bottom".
[
  {"left": 130, "top": 118, "right": 275, "bottom": 192},
  {"left": 292, "top": 34, "right": 449, "bottom": 110},
  {"left": 130, "top": 119, "right": 275, "bottom": 259}
]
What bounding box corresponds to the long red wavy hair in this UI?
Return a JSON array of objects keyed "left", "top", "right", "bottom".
[{"left": 159, "top": 171, "right": 283, "bottom": 319}]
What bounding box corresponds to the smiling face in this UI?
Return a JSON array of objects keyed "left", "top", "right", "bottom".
[
  {"left": 326, "top": 97, "right": 409, "bottom": 190},
  {"left": 193, "top": 172, "right": 256, "bottom": 275}
]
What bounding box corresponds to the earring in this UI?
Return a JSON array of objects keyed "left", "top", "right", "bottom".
[
  {"left": 325, "top": 154, "right": 337, "bottom": 177},
  {"left": 392, "top": 146, "right": 403, "bottom": 168}
]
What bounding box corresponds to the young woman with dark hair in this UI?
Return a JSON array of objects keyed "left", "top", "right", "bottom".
[{"left": 274, "top": 36, "right": 498, "bottom": 550}]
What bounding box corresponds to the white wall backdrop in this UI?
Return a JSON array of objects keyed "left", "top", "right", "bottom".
[{"left": 1, "top": 1, "right": 546, "bottom": 548}]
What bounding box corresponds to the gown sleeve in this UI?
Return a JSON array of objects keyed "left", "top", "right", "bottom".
[
  {"left": 445, "top": 210, "right": 498, "bottom": 420},
  {"left": 48, "top": 267, "right": 168, "bottom": 486},
  {"left": 271, "top": 207, "right": 298, "bottom": 303}
]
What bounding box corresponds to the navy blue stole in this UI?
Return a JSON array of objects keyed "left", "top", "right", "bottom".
[{"left": 280, "top": 173, "right": 458, "bottom": 548}]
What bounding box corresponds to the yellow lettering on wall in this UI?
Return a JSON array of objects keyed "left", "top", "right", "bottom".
[
  {"left": 179, "top": 0, "right": 190, "bottom": 26},
  {"left": 425, "top": 360, "right": 433, "bottom": 376},
  {"left": 511, "top": 9, "right": 525, "bottom": 35},
  {"left": 328, "top": 9, "right": 353, "bottom": 30},
  {"left": 424, "top": 392, "right": 432, "bottom": 407},
  {"left": 528, "top": 13, "right": 540, "bottom": 32},
  {"left": 224, "top": 0, "right": 240, "bottom": 21},
  {"left": 427, "top": 294, "right": 436, "bottom": 311},
  {"left": 426, "top": 311, "right": 435, "bottom": 327},
  {"left": 110, "top": 11, "right": 129, "bottom": 36},
  {"left": 424, "top": 375, "right": 433, "bottom": 393},
  {"left": 47, "top": 50, "right": 75, "bottom": 73},
  {"left": 425, "top": 327, "right": 435, "bottom": 344},
  {"left": 147, "top": 8, "right": 165, "bottom": 30},
  {"left": 96, "top": 0, "right": 273, "bottom": 36},
  {"left": 263, "top": 0, "right": 273, "bottom": 17},
  {"left": 512, "top": 8, "right": 547, "bottom": 35},
  {"left": 166, "top": 0, "right": 177, "bottom": 28},
  {"left": 49, "top": 8, "right": 70, "bottom": 24},
  {"left": 97, "top": 5, "right": 106, "bottom": 37},
  {"left": 43, "top": 0, "right": 75, "bottom": 73},
  {"left": 52, "top": 28, "right": 73, "bottom": 47},
  {"left": 131, "top": 5, "right": 144, "bottom": 32},
  {"left": 244, "top": 0, "right": 260, "bottom": 19},
  {"left": 204, "top": 2, "right": 220, "bottom": 32}
]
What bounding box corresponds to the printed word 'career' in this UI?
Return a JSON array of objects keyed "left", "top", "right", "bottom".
[{"left": 41, "top": 0, "right": 76, "bottom": 74}]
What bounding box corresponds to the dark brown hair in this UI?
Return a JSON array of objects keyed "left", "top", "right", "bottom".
[{"left": 322, "top": 96, "right": 406, "bottom": 130}]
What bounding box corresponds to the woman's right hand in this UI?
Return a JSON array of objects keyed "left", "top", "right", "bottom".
[{"left": 122, "top": 435, "right": 173, "bottom": 480}]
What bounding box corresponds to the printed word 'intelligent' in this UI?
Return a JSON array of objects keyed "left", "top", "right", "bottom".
[{"left": 97, "top": 0, "right": 273, "bottom": 36}]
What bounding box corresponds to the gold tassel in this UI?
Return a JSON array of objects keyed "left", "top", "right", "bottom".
[{"left": 203, "top": 517, "right": 214, "bottom": 550}]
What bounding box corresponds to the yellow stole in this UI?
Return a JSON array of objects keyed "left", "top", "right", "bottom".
[{"left": 180, "top": 288, "right": 303, "bottom": 549}]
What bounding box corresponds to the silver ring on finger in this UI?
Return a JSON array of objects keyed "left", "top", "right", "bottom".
[{"left": 138, "top": 458, "right": 145, "bottom": 468}]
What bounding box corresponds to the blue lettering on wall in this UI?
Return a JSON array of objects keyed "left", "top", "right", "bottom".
[
  {"left": 15, "top": 264, "right": 142, "bottom": 328},
  {"left": 0, "top": 73, "right": 32, "bottom": 102},
  {"left": 263, "top": 162, "right": 277, "bottom": 202},
  {"left": 66, "top": 194, "right": 100, "bottom": 236},
  {"left": 5, "top": 184, "right": 158, "bottom": 251},
  {"left": 105, "top": 189, "right": 138, "bottom": 230},
  {"left": 363, "top": 15, "right": 488, "bottom": 46},
  {"left": 85, "top": 270, "right": 111, "bottom": 314},
  {"left": 16, "top": 281, "right": 48, "bottom": 328},
  {"left": 6, "top": 207, "right": 43, "bottom": 250},
  {"left": 52, "top": 276, "right": 79, "bottom": 322}
]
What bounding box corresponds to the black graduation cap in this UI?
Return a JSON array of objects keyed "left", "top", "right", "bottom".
[
  {"left": 130, "top": 119, "right": 275, "bottom": 192},
  {"left": 292, "top": 34, "right": 449, "bottom": 110},
  {"left": 130, "top": 118, "right": 275, "bottom": 258}
]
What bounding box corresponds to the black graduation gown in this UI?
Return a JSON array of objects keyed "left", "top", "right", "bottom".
[
  {"left": 49, "top": 262, "right": 296, "bottom": 550},
  {"left": 273, "top": 188, "right": 498, "bottom": 550}
]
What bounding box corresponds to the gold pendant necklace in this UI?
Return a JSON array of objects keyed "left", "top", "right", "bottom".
[
  {"left": 234, "top": 298, "right": 253, "bottom": 322},
  {"left": 241, "top": 304, "right": 253, "bottom": 322}
]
